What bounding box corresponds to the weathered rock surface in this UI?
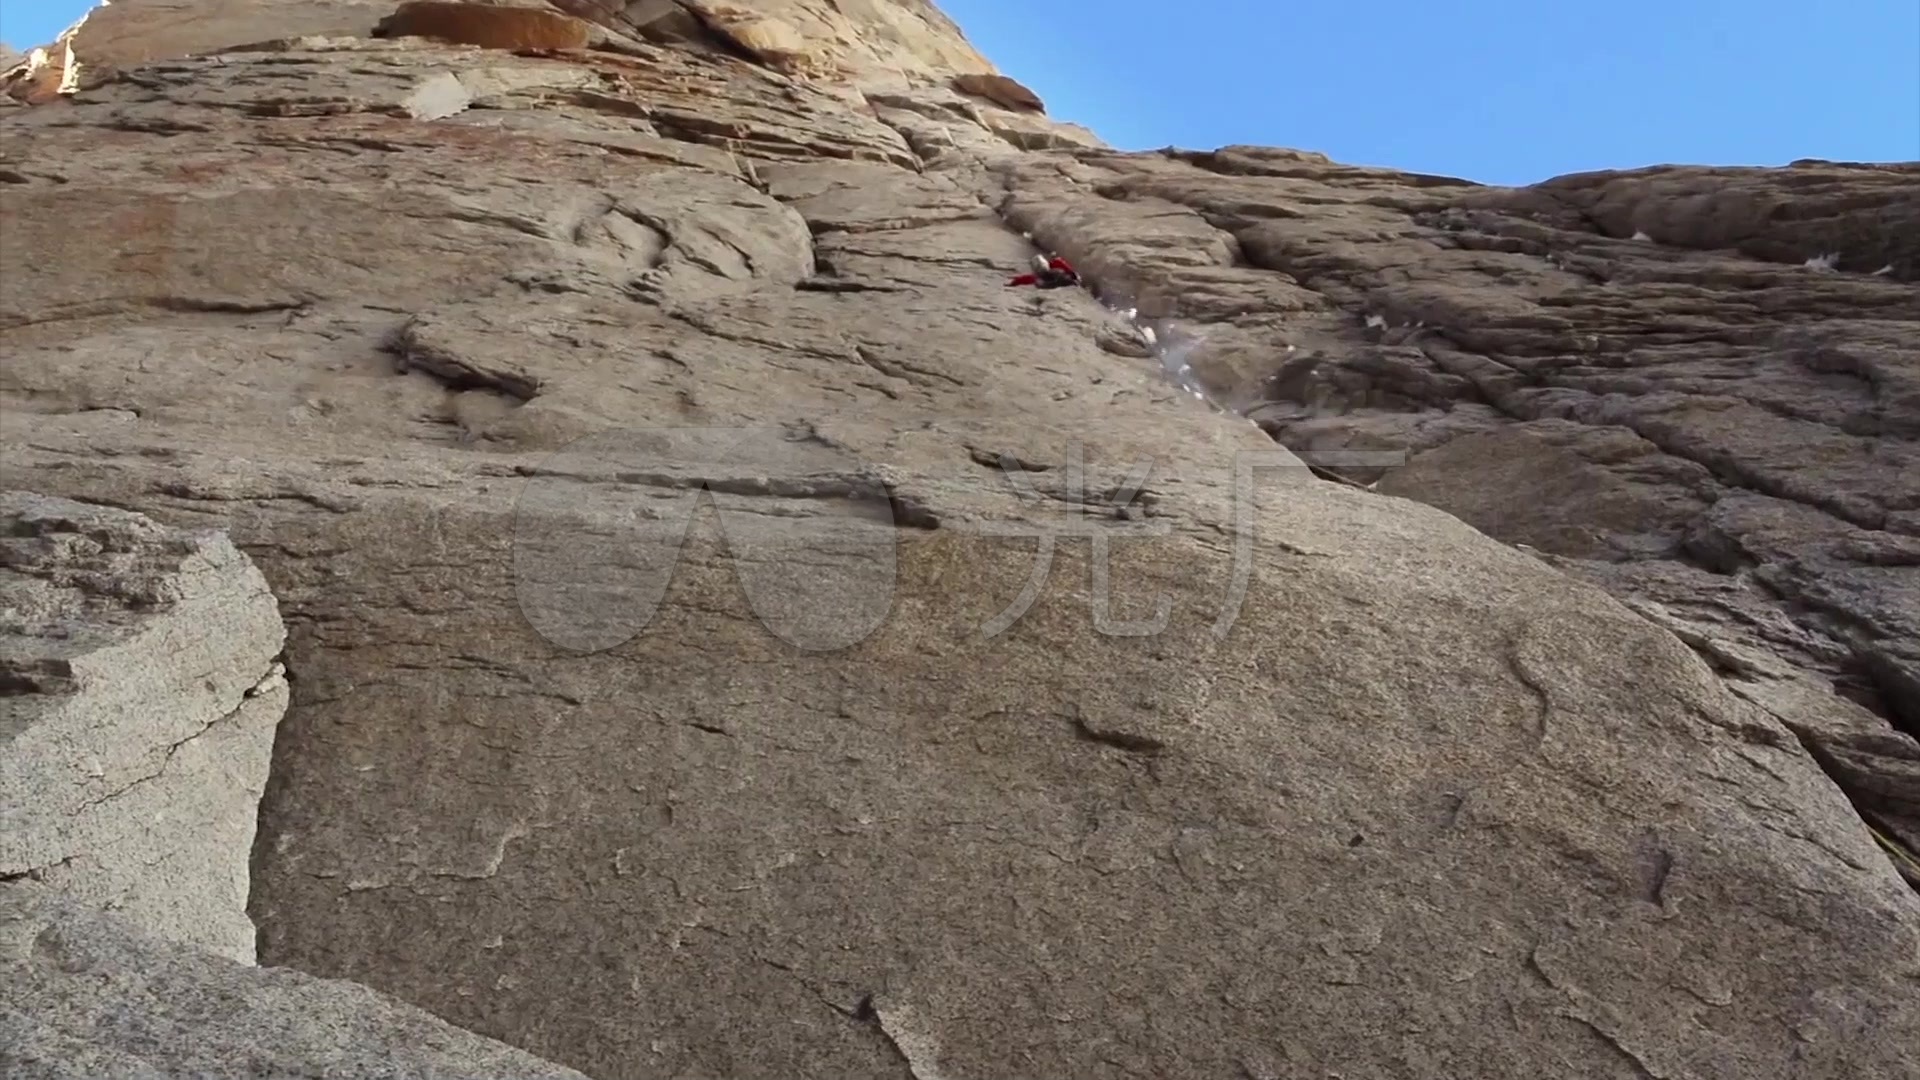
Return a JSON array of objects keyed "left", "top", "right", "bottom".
[
  {"left": 0, "top": 883, "right": 591, "bottom": 1079},
  {"left": 2, "top": 3, "right": 1917, "bottom": 1078},
  {"left": 0, "top": 492, "right": 287, "bottom": 964}
]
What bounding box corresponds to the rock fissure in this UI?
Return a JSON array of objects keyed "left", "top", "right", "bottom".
[{"left": 74, "top": 662, "right": 284, "bottom": 814}]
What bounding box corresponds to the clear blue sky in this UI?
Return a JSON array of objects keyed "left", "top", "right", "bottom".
[
  {"left": 5, "top": 0, "right": 1916, "bottom": 185},
  {"left": 943, "top": 0, "right": 1920, "bottom": 183}
]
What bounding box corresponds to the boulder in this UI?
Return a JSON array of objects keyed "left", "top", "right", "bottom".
[{"left": 0, "top": 492, "right": 286, "bottom": 965}]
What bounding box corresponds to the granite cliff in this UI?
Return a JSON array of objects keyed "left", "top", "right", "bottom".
[{"left": 3, "top": 2, "right": 1917, "bottom": 1077}]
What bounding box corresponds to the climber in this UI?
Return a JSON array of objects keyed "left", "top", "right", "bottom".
[{"left": 1006, "top": 252, "right": 1081, "bottom": 290}]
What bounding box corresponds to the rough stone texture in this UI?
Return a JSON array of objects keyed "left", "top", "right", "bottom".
[
  {"left": 14, "top": 0, "right": 395, "bottom": 75},
  {"left": 374, "top": 2, "right": 598, "bottom": 52},
  {"left": 0, "top": 492, "right": 287, "bottom": 965},
  {"left": 0, "top": 883, "right": 592, "bottom": 1079},
  {"left": 2, "top": 3, "right": 1917, "bottom": 1079}
]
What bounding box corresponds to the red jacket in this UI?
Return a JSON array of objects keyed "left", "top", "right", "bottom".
[{"left": 1008, "top": 256, "right": 1079, "bottom": 288}]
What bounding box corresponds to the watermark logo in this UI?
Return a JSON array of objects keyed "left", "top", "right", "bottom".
[
  {"left": 511, "top": 426, "right": 1406, "bottom": 653},
  {"left": 512, "top": 425, "right": 899, "bottom": 654}
]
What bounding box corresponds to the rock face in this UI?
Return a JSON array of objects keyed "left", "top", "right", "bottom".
[
  {"left": 995, "top": 145, "right": 1920, "bottom": 866},
  {"left": 0, "top": 492, "right": 287, "bottom": 964},
  {"left": 0, "top": 884, "right": 592, "bottom": 1079},
  {"left": 2, "top": 3, "right": 1917, "bottom": 1079},
  {"left": 375, "top": 2, "right": 599, "bottom": 52}
]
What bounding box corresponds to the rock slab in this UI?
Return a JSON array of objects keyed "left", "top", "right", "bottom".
[{"left": 0, "top": 883, "right": 591, "bottom": 1080}]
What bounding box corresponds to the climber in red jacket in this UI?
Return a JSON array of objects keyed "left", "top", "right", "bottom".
[{"left": 1007, "top": 253, "right": 1081, "bottom": 290}]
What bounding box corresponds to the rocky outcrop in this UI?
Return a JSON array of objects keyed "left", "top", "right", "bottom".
[
  {"left": 0, "top": 492, "right": 286, "bottom": 964},
  {"left": 3, "top": 1, "right": 396, "bottom": 98},
  {"left": 2, "top": 3, "right": 1917, "bottom": 1078},
  {"left": 374, "top": 1, "right": 598, "bottom": 51},
  {"left": 950, "top": 71, "right": 1044, "bottom": 112},
  {"left": 0, "top": 884, "right": 591, "bottom": 1079}
]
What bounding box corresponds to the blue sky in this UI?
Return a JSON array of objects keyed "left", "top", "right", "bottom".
[
  {"left": 942, "top": 0, "right": 1920, "bottom": 184},
  {"left": 5, "top": 0, "right": 1916, "bottom": 185}
]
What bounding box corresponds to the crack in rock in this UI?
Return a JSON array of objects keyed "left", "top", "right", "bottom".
[
  {"left": 75, "top": 662, "right": 286, "bottom": 814},
  {"left": 1069, "top": 707, "right": 1166, "bottom": 755}
]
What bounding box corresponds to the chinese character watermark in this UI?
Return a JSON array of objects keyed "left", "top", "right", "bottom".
[
  {"left": 970, "top": 440, "right": 1172, "bottom": 640},
  {"left": 510, "top": 425, "right": 1407, "bottom": 653}
]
